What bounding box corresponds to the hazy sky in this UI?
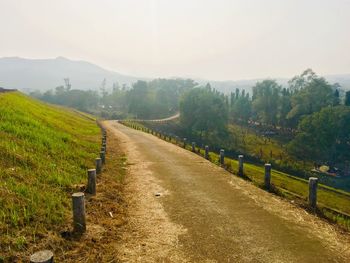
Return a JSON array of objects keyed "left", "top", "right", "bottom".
[{"left": 1, "top": 0, "right": 349, "bottom": 80}]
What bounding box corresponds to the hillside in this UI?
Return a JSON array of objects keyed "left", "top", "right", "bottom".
[
  {"left": 0, "top": 57, "right": 141, "bottom": 92},
  {"left": 0, "top": 92, "right": 100, "bottom": 259}
]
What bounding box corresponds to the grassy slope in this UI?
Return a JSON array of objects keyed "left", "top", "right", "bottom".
[{"left": 0, "top": 92, "right": 99, "bottom": 252}]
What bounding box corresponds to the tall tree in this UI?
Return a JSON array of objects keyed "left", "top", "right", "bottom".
[
  {"left": 180, "top": 87, "right": 228, "bottom": 142},
  {"left": 287, "top": 72, "right": 337, "bottom": 125},
  {"left": 252, "top": 80, "right": 281, "bottom": 126},
  {"left": 345, "top": 91, "right": 350, "bottom": 106}
]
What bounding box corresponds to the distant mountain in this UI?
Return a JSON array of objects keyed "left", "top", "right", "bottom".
[
  {"left": 0, "top": 56, "right": 349, "bottom": 94},
  {"left": 0, "top": 56, "right": 142, "bottom": 92}
]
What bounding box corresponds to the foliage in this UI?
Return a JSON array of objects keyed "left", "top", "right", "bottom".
[
  {"left": 287, "top": 75, "right": 338, "bottom": 123},
  {"left": 251, "top": 80, "right": 282, "bottom": 126},
  {"left": 32, "top": 78, "right": 196, "bottom": 120},
  {"left": 345, "top": 91, "right": 350, "bottom": 106},
  {"left": 288, "top": 106, "right": 350, "bottom": 165},
  {"left": 230, "top": 88, "right": 251, "bottom": 122},
  {"left": 179, "top": 84, "right": 228, "bottom": 143}
]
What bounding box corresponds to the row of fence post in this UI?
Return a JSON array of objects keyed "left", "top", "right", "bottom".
[
  {"left": 123, "top": 122, "right": 320, "bottom": 212},
  {"left": 129, "top": 123, "right": 321, "bottom": 209},
  {"left": 30, "top": 128, "right": 107, "bottom": 262}
]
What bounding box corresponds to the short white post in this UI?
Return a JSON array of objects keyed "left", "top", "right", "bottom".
[
  {"left": 264, "top": 164, "right": 271, "bottom": 190},
  {"left": 220, "top": 149, "right": 225, "bottom": 165},
  {"left": 95, "top": 158, "right": 102, "bottom": 174},
  {"left": 238, "top": 155, "right": 244, "bottom": 176},
  {"left": 72, "top": 192, "right": 86, "bottom": 233},
  {"left": 309, "top": 177, "right": 318, "bottom": 209},
  {"left": 30, "top": 250, "right": 54, "bottom": 263},
  {"left": 100, "top": 151, "right": 106, "bottom": 165},
  {"left": 192, "top": 142, "right": 196, "bottom": 152},
  {"left": 87, "top": 169, "right": 96, "bottom": 195},
  {"left": 183, "top": 138, "right": 187, "bottom": 148},
  {"left": 205, "top": 145, "right": 209, "bottom": 160}
]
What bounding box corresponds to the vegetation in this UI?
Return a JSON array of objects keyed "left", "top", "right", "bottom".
[
  {"left": 30, "top": 68, "right": 350, "bottom": 183},
  {"left": 31, "top": 78, "right": 196, "bottom": 120},
  {"left": 0, "top": 92, "right": 99, "bottom": 255},
  {"left": 180, "top": 84, "right": 228, "bottom": 143},
  {"left": 288, "top": 106, "right": 350, "bottom": 167}
]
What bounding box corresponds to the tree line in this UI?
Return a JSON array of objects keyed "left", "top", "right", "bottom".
[
  {"left": 179, "top": 69, "right": 350, "bottom": 169},
  {"left": 31, "top": 78, "right": 196, "bottom": 119}
]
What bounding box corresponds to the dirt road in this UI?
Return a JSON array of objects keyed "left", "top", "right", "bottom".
[{"left": 106, "top": 121, "right": 350, "bottom": 263}]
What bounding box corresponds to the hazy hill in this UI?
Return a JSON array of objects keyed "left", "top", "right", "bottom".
[
  {"left": 0, "top": 56, "right": 349, "bottom": 94},
  {"left": 0, "top": 56, "right": 141, "bottom": 92}
]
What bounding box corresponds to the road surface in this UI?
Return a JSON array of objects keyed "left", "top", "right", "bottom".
[{"left": 106, "top": 121, "right": 350, "bottom": 263}]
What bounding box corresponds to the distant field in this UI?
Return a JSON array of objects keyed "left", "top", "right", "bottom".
[{"left": 0, "top": 92, "right": 100, "bottom": 256}]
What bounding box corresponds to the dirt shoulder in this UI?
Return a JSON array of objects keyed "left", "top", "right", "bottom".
[
  {"left": 17, "top": 124, "right": 128, "bottom": 262},
  {"left": 104, "top": 121, "right": 189, "bottom": 262}
]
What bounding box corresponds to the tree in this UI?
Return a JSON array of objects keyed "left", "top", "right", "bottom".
[
  {"left": 252, "top": 80, "right": 281, "bottom": 126},
  {"left": 230, "top": 89, "right": 251, "bottom": 122},
  {"left": 345, "top": 91, "right": 350, "bottom": 106},
  {"left": 288, "top": 106, "right": 350, "bottom": 165},
  {"left": 287, "top": 75, "right": 337, "bottom": 125},
  {"left": 180, "top": 87, "right": 228, "bottom": 142}
]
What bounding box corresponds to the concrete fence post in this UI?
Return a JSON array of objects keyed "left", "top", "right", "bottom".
[
  {"left": 192, "top": 142, "right": 196, "bottom": 152},
  {"left": 95, "top": 158, "right": 102, "bottom": 174},
  {"left": 87, "top": 169, "right": 96, "bottom": 195},
  {"left": 183, "top": 138, "right": 187, "bottom": 148},
  {"left": 309, "top": 177, "right": 318, "bottom": 209},
  {"left": 264, "top": 163, "right": 271, "bottom": 190},
  {"left": 220, "top": 149, "right": 225, "bottom": 165},
  {"left": 238, "top": 155, "right": 244, "bottom": 176},
  {"left": 102, "top": 142, "right": 107, "bottom": 153},
  {"left": 205, "top": 145, "right": 209, "bottom": 160},
  {"left": 72, "top": 192, "right": 86, "bottom": 233},
  {"left": 30, "top": 250, "right": 54, "bottom": 263},
  {"left": 100, "top": 151, "right": 106, "bottom": 165}
]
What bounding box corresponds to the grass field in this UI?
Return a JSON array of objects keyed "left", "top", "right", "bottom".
[
  {"left": 123, "top": 120, "right": 350, "bottom": 230},
  {"left": 0, "top": 92, "right": 100, "bottom": 257}
]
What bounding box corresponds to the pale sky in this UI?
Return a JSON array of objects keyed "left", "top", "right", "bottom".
[{"left": 0, "top": 0, "right": 349, "bottom": 80}]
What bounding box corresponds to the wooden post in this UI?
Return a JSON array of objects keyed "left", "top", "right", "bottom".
[
  {"left": 72, "top": 192, "right": 86, "bottom": 233},
  {"left": 220, "top": 149, "right": 225, "bottom": 165},
  {"left": 183, "top": 138, "right": 187, "bottom": 148},
  {"left": 30, "top": 250, "right": 54, "bottom": 263},
  {"left": 192, "top": 142, "right": 196, "bottom": 152},
  {"left": 87, "top": 169, "right": 96, "bottom": 195},
  {"left": 264, "top": 163, "right": 271, "bottom": 190},
  {"left": 95, "top": 158, "right": 102, "bottom": 174},
  {"left": 205, "top": 145, "right": 209, "bottom": 160},
  {"left": 238, "top": 155, "right": 244, "bottom": 176},
  {"left": 100, "top": 151, "right": 106, "bottom": 165},
  {"left": 309, "top": 177, "right": 318, "bottom": 209}
]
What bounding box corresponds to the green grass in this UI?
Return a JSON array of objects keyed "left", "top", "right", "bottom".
[
  {"left": 0, "top": 92, "right": 100, "bottom": 253},
  {"left": 122, "top": 120, "right": 350, "bottom": 230}
]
